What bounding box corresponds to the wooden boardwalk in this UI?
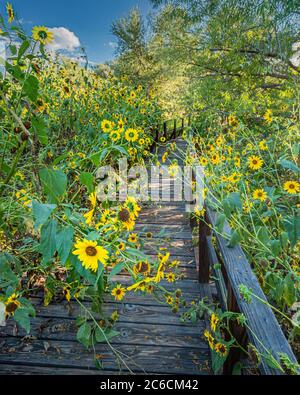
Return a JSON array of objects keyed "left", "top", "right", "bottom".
[{"left": 0, "top": 139, "right": 212, "bottom": 375}]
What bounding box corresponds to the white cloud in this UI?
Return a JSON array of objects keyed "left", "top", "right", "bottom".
[{"left": 46, "top": 27, "right": 81, "bottom": 52}]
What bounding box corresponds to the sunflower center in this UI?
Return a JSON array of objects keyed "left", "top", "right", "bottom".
[
  {"left": 38, "top": 31, "right": 48, "bottom": 40},
  {"left": 118, "top": 208, "right": 130, "bottom": 222},
  {"left": 252, "top": 160, "right": 258, "bottom": 164},
  {"left": 86, "top": 246, "right": 97, "bottom": 256},
  {"left": 116, "top": 289, "right": 122, "bottom": 295},
  {"left": 289, "top": 184, "right": 295, "bottom": 189}
]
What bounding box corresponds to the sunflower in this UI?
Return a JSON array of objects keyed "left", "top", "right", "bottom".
[
  {"left": 210, "top": 313, "right": 219, "bottom": 332},
  {"left": 228, "top": 172, "right": 241, "bottom": 183},
  {"left": 166, "top": 295, "right": 174, "bottom": 305},
  {"left": 133, "top": 260, "right": 151, "bottom": 276},
  {"left": 110, "top": 130, "right": 121, "bottom": 142},
  {"left": 118, "top": 242, "right": 126, "bottom": 252},
  {"left": 128, "top": 233, "right": 138, "bottom": 243},
  {"left": 263, "top": 109, "right": 273, "bottom": 124},
  {"left": 234, "top": 156, "right": 241, "bottom": 167},
  {"left": 130, "top": 91, "right": 136, "bottom": 99},
  {"left": 101, "top": 119, "right": 114, "bottom": 133},
  {"left": 215, "top": 342, "right": 227, "bottom": 357},
  {"left": 5, "top": 293, "right": 20, "bottom": 316},
  {"left": 248, "top": 155, "right": 263, "bottom": 170},
  {"left": 125, "top": 128, "right": 139, "bottom": 143},
  {"left": 283, "top": 181, "right": 300, "bottom": 195},
  {"left": 216, "top": 135, "right": 223, "bottom": 146},
  {"left": 211, "top": 153, "right": 220, "bottom": 165},
  {"left": 259, "top": 140, "right": 267, "bottom": 151},
  {"left": 111, "top": 284, "right": 126, "bottom": 301},
  {"left": 166, "top": 272, "right": 176, "bottom": 283},
  {"left": 145, "top": 284, "right": 154, "bottom": 294},
  {"left": 6, "top": 3, "right": 14, "bottom": 23},
  {"left": 73, "top": 239, "right": 108, "bottom": 272},
  {"left": 124, "top": 196, "right": 140, "bottom": 218},
  {"left": 32, "top": 26, "right": 54, "bottom": 45},
  {"left": 253, "top": 189, "right": 267, "bottom": 202},
  {"left": 36, "top": 98, "right": 47, "bottom": 113},
  {"left": 199, "top": 157, "right": 208, "bottom": 166},
  {"left": 204, "top": 329, "right": 214, "bottom": 350}
]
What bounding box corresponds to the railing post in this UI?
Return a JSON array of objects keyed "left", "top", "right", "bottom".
[
  {"left": 198, "top": 213, "right": 210, "bottom": 283},
  {"left": 163, "top": 121, "right": 167, "bottom": 140},
  {"left": 171, "top": 119, "right": 177, "bottom": 140},
  {"left": 223, "top": 285, "right": 248, "bottom": 375}
]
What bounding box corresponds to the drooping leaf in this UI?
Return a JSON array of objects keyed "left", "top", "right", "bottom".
[
  {"left": 23, "top": 75, "right": 39, "bottom": 102},
  {"left": 80, "top": 172, "right": 95, "bottom": 193},
  {"left": 77, "top": 322, "right": 92, "bottom": 347},
  {"left": 39, "top": 168, "right": 67, "bottom": 203},
  {"left": 39, "top": 220, "right": 57, "bottom": 263},
  {"left": 32, "top": 200, "right": 57, "bottom": 229},
  {"left": 32, "top": 116, "right": 48, "bottom": 145},
  {"left": 56, "top": 226, "right": 74, "bottom": 265}
]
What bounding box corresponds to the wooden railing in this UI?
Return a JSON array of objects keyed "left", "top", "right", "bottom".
[
  {"left": 150, "top": 117, "right": 191, "bottom": 150},
  {"left": 197, "top": 199, "right": 299, "bottom": 375}
]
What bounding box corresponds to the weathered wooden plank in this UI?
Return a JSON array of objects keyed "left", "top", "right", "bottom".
[
  {"left": 0, "top": 364, "right": 122, "bottom": 375},
  {"left": 1, "top": 318, "right": 206, "bottom": 349},
  {"left": 143, "top": 239, "right": 194, "bottom": 256},
  {"left": 206, "top": 206, "right": 299, "bottom": 375},
  {"left": 21, "top": 299, "right": 198, "bottom": 324},
  {"left": 0, "top": 338, "right": 211, "bottom": 375}
]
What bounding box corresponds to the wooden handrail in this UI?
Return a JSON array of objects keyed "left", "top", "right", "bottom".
[
  {"left": 198, "top": 201, "right": 299, "bottom": 375},
  {"left": 188, "top": 139, "right": 299, "bottom": 375}
]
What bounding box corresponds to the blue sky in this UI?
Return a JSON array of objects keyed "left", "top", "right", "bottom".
[{"left": 1, "top": 0, "right": 153, "bottom": 64}]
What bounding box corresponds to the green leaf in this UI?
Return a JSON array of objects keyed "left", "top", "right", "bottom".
[
  {"left": 215, "top": 213, "right": 226, "bottom": 233},
  {"left": 264, "top": 354, "right": 281, "bottom": 371},
  {"left": 32, "top": 116, "right": 48, "bottom": 145},
  {"left": 278, "top": 159, "right": 300, "bottom": 174},
  {"left": 126, "top": 248, "right": 148, "bottom": 260},
  {"left": 228, "top": 230, "right": 241, "bottom": 248},
  {"left": 90, "top": 148, "right": 108, "bottom": 166},
  {"left": 280, "top": 232, "right": 289, "bottom": 249},
  {"left": 77, "top": 322, "right": 92, "bottom": 347},
  {"left": 14, "top": 308, "right": 31, "bottom": 334},
  {"left": 212, "top": 348, "right": 227, "bottom": 374},
  {"left": 39, "top": 220, "right": 57, "bottom": 263},
  {"left": 56, "top": 226, "right": 74, "bottom": 265},
  {"left": 257, "top": 226, "right": 270, "bottom": 246},
  {"left": 283, "top": 273, "right": 296, "bottom": 307},
  {"left": 39, "top": 168, "right": 67, "bottom": 203},
  {"left": 23, "top": 75, "right": 39, "bottom": 102},
  {"left": 0, "top": 253, "right": 19, "bottom": 288},
  {"left": 270, "top": 239, "right": 281, "bottom": 257},
  {"left": 17, "top": 40, "right": 30, "bottom": 60},
  {"left": 95, "top": 328, "right": 119, "bottom": 343},
  {"left": 283, "top": 216, "right": 300, "bottom": 248},
  {"left": 80, "top": 172, "right": 95, "bottom": 193},
  {"left": 32, "top": 200, "right": 57, "bottom": 230},
  {"left": 108, "top": 263, "right": 124, "bottom": 280}
]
